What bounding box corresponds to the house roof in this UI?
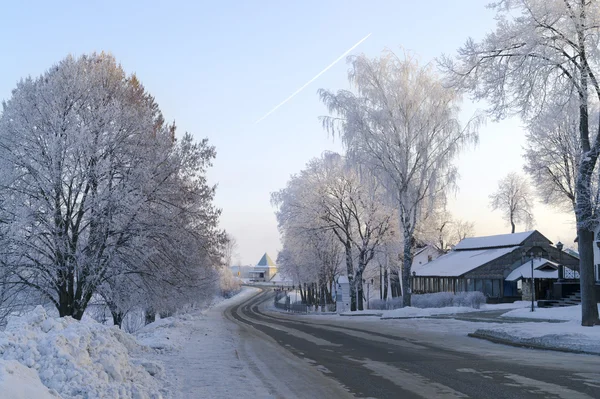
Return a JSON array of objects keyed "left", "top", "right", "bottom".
[
  {"left": 414, "top": 246, "right": 519, "bottom": 277},
  {"left": 505, "top": 258, "right": 559, "bottom": 281},
  {"left": 453, "top": 231, "right": 538, "bottom": 251},
  {"left": 257, "top": 253, "right": 276, "bottom": 267}
]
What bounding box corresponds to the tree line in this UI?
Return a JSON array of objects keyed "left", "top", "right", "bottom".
[{"left": 0, "top": 53, "right": 228, "bottom": 327}]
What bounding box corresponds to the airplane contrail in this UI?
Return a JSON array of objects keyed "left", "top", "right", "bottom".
[{"left": 255, "top": 33, "right": 372, "bottom": 124}]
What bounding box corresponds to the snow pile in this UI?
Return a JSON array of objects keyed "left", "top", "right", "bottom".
[
  {"left": 502, "top": 304, "right": 600, "bottom": 321},
  {"left": 0, "top": 306, "right": 164, "bottom": 399},
  {"left": 0, "top": 359, "right": 59, "bottom": 398},
  {"left": 136, "top": 313, "right": 199, "bottom": 353},
  {"left": 471, "top": 321, "right": 600, "bottom": 354}
]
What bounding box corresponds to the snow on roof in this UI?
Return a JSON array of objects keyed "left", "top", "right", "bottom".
[
  {"left": 453, "top": 231, "right": 536, "bottom": 251},
  {"left": 414, "top": 246, "right": 519, "bottom": 277},
  {"left": 505, "top": 258, "right": 559, "bottom": 281},
  {"left": 257, "top": 253, "right": 276, "bottom": 267}
]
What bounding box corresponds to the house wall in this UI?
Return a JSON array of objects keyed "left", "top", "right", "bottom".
[{"left": 411, "top": 246, "right": 442, "bottom": 270}]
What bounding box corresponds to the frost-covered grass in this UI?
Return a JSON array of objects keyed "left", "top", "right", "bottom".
[{"left": 0, "top": 306, "right": 164, "bottom": 398}]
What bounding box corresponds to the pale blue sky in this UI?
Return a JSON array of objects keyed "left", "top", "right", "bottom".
[{"left": 0, "top": 1, "right": 576, "bottom": 264}]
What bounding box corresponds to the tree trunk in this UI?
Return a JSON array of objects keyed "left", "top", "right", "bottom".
[
  {"left": 344, "top": 241, "right": 356, "bottom": 311},
  {"left": 511, "top": 221, "right": 515, "bottom": 234},
  {"left": 577, "top": 228, "right": 599, "bottom": 326},
  {"left": 402, "top": 233, "right": 413, "bottom": 307},
  {"left": 145, "top": 309, "right": 156, "bottom": 325},
  {"left": 357, "top": 277, "right": 364, "bottom": 311},
  {"left": 383, "top": 268, "right": 389, "bottom": 300}
]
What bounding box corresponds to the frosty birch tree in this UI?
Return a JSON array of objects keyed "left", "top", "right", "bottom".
[
  {"left": 440, "top": 0, "right": 600, "bottom": 325},
  {"left": 272, "top": 152, "right": 392, "bottom": 311},
  {"left": 489, "top": 172, "right": 535, "bottom": 233},
  {"left": 320, "top": 53, "right": 479, "bottom": 307}
]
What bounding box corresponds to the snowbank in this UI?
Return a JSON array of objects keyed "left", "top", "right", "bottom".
[
  {"left": 471, "top": 321, "right": 600, "bottom": 355},
  {"left": 0, "top": 306, "right": 164, "bottom": 399},
  {"left": 0, "top": 359, "right": 59, "bottom": 398},
  {"left": 501, "top": 304, "right": 600, "bottom": 321}
]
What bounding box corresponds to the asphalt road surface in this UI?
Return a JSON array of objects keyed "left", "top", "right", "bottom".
[{"left": 225, "top": 289, "right": 600, "bottom": 399}]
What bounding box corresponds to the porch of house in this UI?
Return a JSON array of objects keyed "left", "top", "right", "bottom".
[{"left": 411, "top": 276, "right": 519, "bottom": 303}]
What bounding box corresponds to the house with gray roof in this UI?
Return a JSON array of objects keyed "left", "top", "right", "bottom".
[{"left": 412, "top": 230, "right": 579, "bottom": 302}]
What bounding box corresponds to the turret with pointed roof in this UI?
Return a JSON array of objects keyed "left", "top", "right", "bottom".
[{"left": 257, "top": 253, "right": 276, "bottom": 267}]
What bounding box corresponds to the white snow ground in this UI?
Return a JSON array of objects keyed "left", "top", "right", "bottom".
[
  {"left": 136, "top": 287, "right": 273, "bottom": 399},
  {"left": 502, "top": 304, "right": 600, "bottom": 321},
  {"left": 472, "top": 304, "right": 600, "bottom": 354}
]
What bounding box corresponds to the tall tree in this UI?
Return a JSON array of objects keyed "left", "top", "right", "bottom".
[
  {"left": 0, "top": 54, "right": 224, "bottom": 320},
  {"left": 523, "top": 98, "right": 582, "bottom": 213},
  {"left": 489, "top": 172, "right": 536, "bottom": 233},
  {"left": 441, "top": 0, "right": 600, "bottom": 325},
  {"left": 272, "top": 152, "right": 392, "bottom": 311},
  {"left": 320, "top": 52, "right": 479, "bottom": 307}
]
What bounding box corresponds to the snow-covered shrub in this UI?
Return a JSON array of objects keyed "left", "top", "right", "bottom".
[
  {"left": 411, "top": 291, "right": 486, "bottom": 309},
  {"left": 457, "top": 291, "right": 487, "bottom": 309},
  {"left": 220, "top": 267, "right": 242, "bottom": 298},
  {"left": 0, "top": 306, "right": 165, "bottom": 398},
  {"left": 368, "top": 297, "right": 404, "bottom": 310}
]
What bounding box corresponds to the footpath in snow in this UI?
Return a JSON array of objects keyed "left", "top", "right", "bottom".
[{"left": 135, "top": 287, "right": 273, "bottom": 399}]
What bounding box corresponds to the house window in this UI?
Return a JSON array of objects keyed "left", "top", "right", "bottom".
[
  {"left": 467, "top": 279, "right": 474, "bottom": 291},
  {"left": 475, "top": 279, "right": 483, "bottom": 292},
  {"left": 493, "top": 280, "right": 501, "bottom": 297}
]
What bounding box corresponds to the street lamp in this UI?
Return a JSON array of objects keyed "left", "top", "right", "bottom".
[
  {"left": 556, "top": 241, "right": 564, "bottom": 281},
  {"left": 526, "top": 251, "right": 543, "bottom": 312}
]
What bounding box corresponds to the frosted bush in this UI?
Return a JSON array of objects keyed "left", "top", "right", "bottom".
[
  {"left": 368, "top": 297, "right": 403, "bottom": 310},
  {"left": 411, "top": 291, "right": 486, "bottom": 309}
]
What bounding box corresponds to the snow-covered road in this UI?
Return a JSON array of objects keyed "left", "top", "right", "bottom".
[{"left": 227, "top": 289, "right": 600, "bottom": 399}]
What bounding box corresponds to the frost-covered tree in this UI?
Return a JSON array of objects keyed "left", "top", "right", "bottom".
[
  {"left": 320, "top": 52, "right": 479, "bottom": 307},
  {"left": 489, "top": 172, "right": 535, "bottom": 233},
  {"left": 440, "top": 0, "right": 600, "bottom": 325},
  {"left": 524, "top": 98, "right": 582, "bottom": 212},
  {"left": 272, "top": 152, "right": 393, "bottom": 311},
  {"left": 415, "top": 197, "right": 475, "bottom": 252},
  {"left": 0, "top": 54, "right": 224, "bottom": 321}
]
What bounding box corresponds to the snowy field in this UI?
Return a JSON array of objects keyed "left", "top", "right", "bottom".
[
  {"left": 470, "top": 304, "right": 600, "bottom": 354},
  {"left": 502, "top": 303, "right": 600, "bottom": 321}
]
